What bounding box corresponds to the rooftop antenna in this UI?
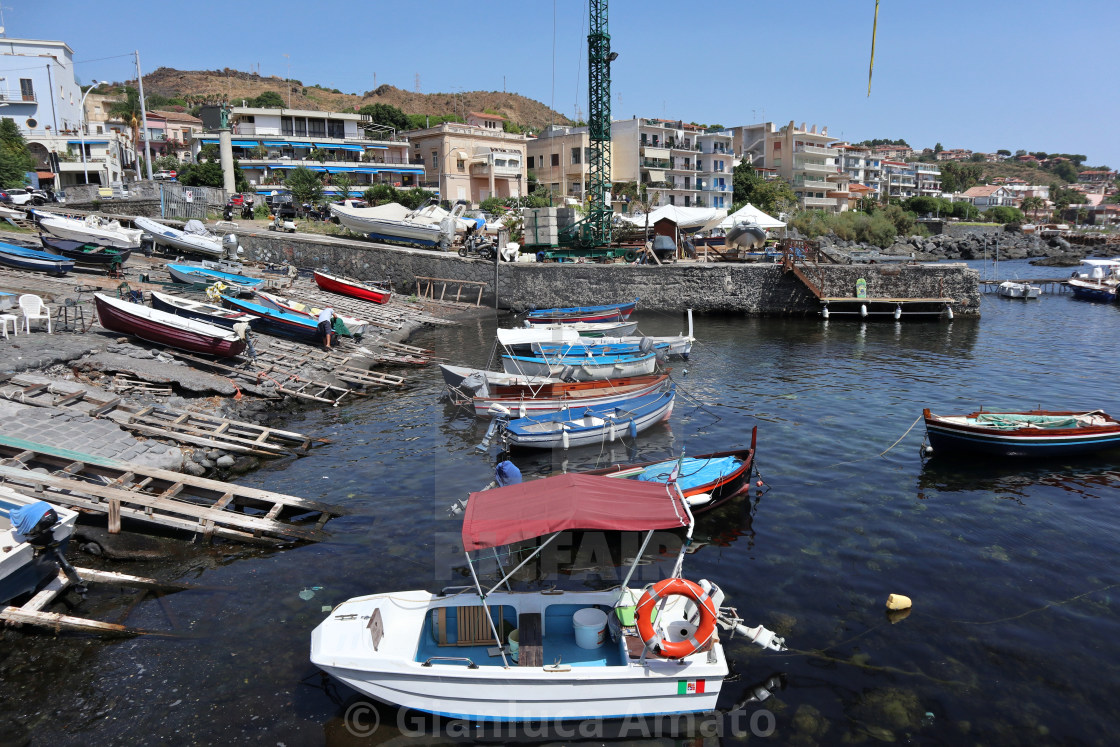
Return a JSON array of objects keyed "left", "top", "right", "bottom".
[{"left": 0, "top": 5, "right": 11, "bottom": 37}]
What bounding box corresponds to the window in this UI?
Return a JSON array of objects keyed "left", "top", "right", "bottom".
[
  {"left": 571, "top": 147, "right": 580, "bottom": 165},
  {"left": 668, "top": 195, "right": 675, "bottom": 205},
  {"left": 457, "top": 159, "right": 465, "bottom": 172},
  {"left": 550, "top": 153, "right": 559, "bottom": 167},
  {"left": 96, "top": 125, "right": 103, "bottom": 134},
  {"left": 431, "top": 149, "right": 439, "bottom": 168},
  {"left": 526, "top": 156, "right": 534, "bottom": 169},
  {"left": 327, "top": 120, "right": 344, "bottom": 138},
  {"left": 684, "top": 196, "right": 690, "bottom": 207},
  {"left": 19, "top": 78, "right": 34, "bottom": 101},
  {"left": 294, "top": 119, "right": 307, "bottom": 136},
  {"left": 281, "top": 117, "right": 294, "bottom": 136}
]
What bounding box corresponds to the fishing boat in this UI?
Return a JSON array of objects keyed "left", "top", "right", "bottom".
[
  {"left": 0, "top": 487, "right": 79, "bottom": 606},
  {"left": 498, "top": 327, "right": 692, "bottom": 360},
  {"left": 32, "top": 210, "right": 143, "bottom": 249},
  {"left": 525, "top": 299, "right": 638, "bottom": 324},
  {"left": 221, "top": 295, "right": 320, "bottom": 342},
  {"left": 498, "top": 385, "right": 675, "bottom": 450},
  {"left": 996, "top": 281, "right": 1041, "bottom": 299},
  {"left": 0, "top": 241, "right": 74, "bottom": 275},
  {"left": 94, "top": 293, "right": 248, "bottom": 357},
  {"left": 255, "top": 290, "right": 368, "bottom": 337},
  {"left": 134, "top": 216, "right": 225, "bottom": 258},
  {"left": 166, "top": 263, "right": 264, "bottom": 293},
  {"left": 312, "top": 270, "right": 391, "bottom": 305},
  {"left": 39, "top": 234, "right": 131, "bottom": 266},
  {"left": 585, "top": 433, "right": 757, "bottom": 512},
  {"left": 440, "top": 364, "right": 562, "bottom": 393},
  {"left": 310, "top": 472, "right": 785, "bottom": 722},
  {"left": 1067, "top": 259, "right": 1120, "bottom": 303},
  {"left": 328, "top": 200, "right": 448, "bottom": 248},
  {"left": 502, "top": 350, "right": 657, "bottom": 381},
  {"left": 518, "top": 319, "right": 639, "bottom": 337},
  {"left": 149, "top": 291, "right": 257, "bottom": 329},
  {"left": 464, "top": 374, "right": 671, "bottom": 419},
  {"left": 922, "top": 408, "right": 1120, "bottom": 458}
]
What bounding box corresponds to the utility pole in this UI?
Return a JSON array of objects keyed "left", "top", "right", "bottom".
[{"left": 135, "top": 51, "right": 154, "bottom": 181}]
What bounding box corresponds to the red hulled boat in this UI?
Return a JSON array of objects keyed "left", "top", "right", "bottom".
[
  {"left": 312, "top": 270, "right": 391, "bottom": 305},
  {"left": 94, "top": 293, "right": 247, "bottom": 357}
]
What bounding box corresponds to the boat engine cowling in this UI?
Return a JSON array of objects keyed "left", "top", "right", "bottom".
[
  {"left": 10, "top": 501, "right": 58, "bottom": 547},
  {"left": 222, "top": 234, "right": 242, "bottom": 259}
]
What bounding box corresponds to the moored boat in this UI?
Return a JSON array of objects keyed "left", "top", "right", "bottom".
[
  {"left": 518, "top": 319, "right": 639, "bottom": 337},
  {"left": 525, "top": 299, "right": 638, "bottom": 324},
  {"left": 39, "top": 234, "right": 131, "bottom": 266},
  {"left": 310, "top": 471, "right": 785, "bottom": 721},
  {"left": 221, "top": 294, "right": 321, "bottom": 342},
  {"left": 997, "top": 281, "right": 1041, "bottom": 299},
  {"left": 149, "top": 291, "right": 257, "bottom": 329},
  {"left": 922, "top": 408, "right": 1120, "bottom": 458},
  {"left": 463, "top": 373, "right": 671, "bottom": 419},
  {"left": 1067, "top": 259, "right": 1120, "bottom": 303},
  {"left": 0, "top": 487, "right": 79, "bottom": 606},
  {"left": 0, "top": 241, "right": 74, "bottom": 275},
  {"left": 439, "top": 364, "right": 562, "bottom": 392},
  {"left": 255, "top": 290, "right": 368, "bottom": 337},
  {"left": 94, "top": 293, "right": 247, "bottom": 357},
  {"left": 312, "top": 270, "right": 391, "bottom": 305},
  {"left": 501, "top": 350, "right": 657, "bottom": 381},
  {"left": 32, "top": 210, "right": 143, "bottom": 249},
  {"left": 166, "top": 263, "right": 264, "bottom": 293},
  {"left": 499, "top": 385, "right": 675, "bottom": 449},
  {"left": 134, "top": 216, "right": 225, "bottom": 258}
]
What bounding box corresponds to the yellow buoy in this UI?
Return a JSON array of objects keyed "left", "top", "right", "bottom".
[{"left": 886, "top": 593, "right": 912, "bottom": 611}]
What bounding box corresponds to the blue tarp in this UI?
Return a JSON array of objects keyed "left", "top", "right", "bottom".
[
  {"left": 636, "top": 456, "right": 742, "bottom": 490},
  {"left": 10, "top": 501, "right": 56, "bottom": 536},
  {"left": 232, "top": 140, "right": 259, "bottom": 147},
  {"left": 67, "top": 140, "right": 109, "bottom": 145},
  {"left": 262, "top": 140, "right": 289, "bottom": 147}
]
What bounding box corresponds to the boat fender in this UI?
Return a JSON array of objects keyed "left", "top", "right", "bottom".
[
  {"left": 635, "top": 578, "right": 718, "bottom": 659},
  {"left": 860, "top": 304, "right": 868, "bottom": 318},
  {"left": 885, "top": 593, "right": 912, "bottom": 611},
  {"left": 629, "top": 419, "right": 638, "bottom": 439},
  {"left": 518, "top": 402, "right": 527, "bottom": 419},
  {"left": 487, "top": 403, "right": 512, "bottom": 418},
  {"left": 561, "top": 429, "right": 570, "bottom": 450},
  {"left": 608, "top": 420, "right": 616, "bottom": 442},
  {"left": 686, "top": 492, "right": 712, "bottom": 507}
]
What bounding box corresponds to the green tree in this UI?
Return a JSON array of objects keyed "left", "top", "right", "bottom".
[
  {"left": 0, "top": 118, "right": 35, "bottom": 188},
  {"left": 108, "top": 88, "right": 145, "bottom": 178},
  {"left": 996, "top": 149, "right": 1012, "bottom": 156},
  {"left": 951, "top": 201, "right": 980, "bottom": 220},
  {"left": 969, "top": 153, "right": 986, "bottom": 162},
  {"left": 152, "top": 155, "right": 181, "bottom": 173},
  {"left": 1020, "top": 196, "right": 1046, "bottom": 220},
  {"left": 197, "top": 143, "right": 220, "bottom": 162},
  {"left": 359, "top": 103, "right": 410, "bottom": 132},
  {"left": 933, "top": 142, "right": 943, "bottom": 154},
  {"left": 331, "top": 172, "right": 355, "bottom": 201},
  {"left": 731, "top": 162, "right": 797, "bottom": 217},
  {"left": 983, "top": 206, "right": 1024, "bottom": 224},
  {"left": 1051, "top": 161, "right": 1079, "bottom": 183},
  {"left": 398, "top": 187, "right": 434, "bottom": 210},
  {"left": 940, "top": 162, "right": 983, "bottom": 193},
  {"left": 177, "top": 159, "right": 249, "bottom": 192},
  {"left": 1050, "top": 185, "right": 1081, "bottom": 214},
  {"left": 249, "top": 91, "right": 285, "bottom": 108},
  {"left": 363, "top": 183, "right": 398, "bottom": 206},
  {"left": 285, "top": 166, "right": 324, "bottom": 206}
]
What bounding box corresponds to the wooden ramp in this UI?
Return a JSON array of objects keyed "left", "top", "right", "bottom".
[
  {"left": 2, "top": 376, "right": 313, "bottom": 457},
  {"left": 0, "top": 435, "right": 348, "bottom": 544}
]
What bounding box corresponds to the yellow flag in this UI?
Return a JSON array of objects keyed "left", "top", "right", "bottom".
[{"left": 868, "top": 0, "right": 880, "bottom": 97}]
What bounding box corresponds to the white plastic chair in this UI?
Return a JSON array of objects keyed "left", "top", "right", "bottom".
[{"left": 18, "top": 294, "right": 52, "bottom": 334}]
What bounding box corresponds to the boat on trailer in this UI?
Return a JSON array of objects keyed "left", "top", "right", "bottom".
[
  {"left": 0, "top": 487, "right": 79, "bottom": 606},
  {"left": 95, "top": 293, "right": 248, "bottom": 357},
  {"left": 313, "top": 270, "right": 392, "bottom": 305},
  {"left": 922, "top": 408, "right": 1120, "bottom": 458},
  {"left": 310, "top": 473, "right": 784, "bottom": 722},
  {"left": 525, "top": 299, "right": 638, "bottom": 325},
  {"left": 0, "top": 241, "right": 74, "bottom": 275}
]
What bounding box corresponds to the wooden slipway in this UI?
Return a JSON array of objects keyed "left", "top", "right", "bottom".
[{"left": 0, "top": 434, "right": 347, "bottom": 544}]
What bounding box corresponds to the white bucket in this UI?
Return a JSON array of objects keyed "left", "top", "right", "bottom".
[
  {"left": 508, "top": 629, "right": 519, "bottom": 662},
  {"left": 573, "top": 607, "right": 608, "bottom": 650}
]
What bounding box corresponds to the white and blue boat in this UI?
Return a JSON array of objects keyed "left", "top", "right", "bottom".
[
  {"left": 0, "top": 487, "right": 78, "bottom": 606},
  {"left": 150, "top": 291, "right": 257, "bottom": 330},
  {"left": 502, "top": 350, "right": 657, "bottom": 381},
  {"left": 525, "top": 299, "right": 638, "bottom": 324},
  {"left": 220, "top": 295, "right": 320, "bottom": 342},
  {"left": 500, "top": 385, "right": 675, "bottom": 449},
  {"left": 1067, "top": 259, "right": 1120, "bottom": 303},
  {"left": 167, "top": 263, "right": 265, "bottom": 293},
  {"left": 0, "top": 241, "right": 75, "bottom": 275}
]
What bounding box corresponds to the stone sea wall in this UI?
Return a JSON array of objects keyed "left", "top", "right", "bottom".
[{"left": 236, "top": 230, "right": 982, "bottom": 317}]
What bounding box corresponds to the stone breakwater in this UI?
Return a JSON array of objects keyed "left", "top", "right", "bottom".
[
  {"left": 818, "top": 228, "right": 1099, "bottom": 264},
  {"left": 235, "top": 229, "right": 981, "bottom": 316}
]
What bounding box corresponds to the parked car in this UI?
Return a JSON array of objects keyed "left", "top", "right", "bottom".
[
  {"left": 266, "top": 194, "right": 297, "bottom": 220},
  {"left": 2, "top": 188, "right": 34, "bottom": 206},
  {"left": 153, "top": 170, "right": 177, "bottom": 181},
  {"left": 0, "top": 191, "right": 10, "bottom": 204}
]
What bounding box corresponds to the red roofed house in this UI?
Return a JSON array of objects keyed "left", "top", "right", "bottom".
[
  {"left": 1078, "top": 169, "right": 1117, "bottom": 185},
  {"left": 467, "top": 111, "right": 506, "bottom": 131},
  {"left": 961, "top": 184, "right": 1017, "bottom": 210}
]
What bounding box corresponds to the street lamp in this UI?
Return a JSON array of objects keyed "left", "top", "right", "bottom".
[{"left": 79, "top": 80, "right": 99, "bottom": 186}]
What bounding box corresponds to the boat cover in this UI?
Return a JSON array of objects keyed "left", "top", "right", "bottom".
[
  {"left": 974, "top": 414, "right": 1079, "bottom": 429},
  {"left": 9, "top": 501, "right": 56, "bottom": 536},
  {"left": 636, "top": 456, "right": 742, "bottom": 488},
  {"left": 461, "top": 473, "right": 688, "bottom": 551}
]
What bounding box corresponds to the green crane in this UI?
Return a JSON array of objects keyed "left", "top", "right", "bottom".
[{"left": 583, "top": 0, "right": 615, "bottom": 248}]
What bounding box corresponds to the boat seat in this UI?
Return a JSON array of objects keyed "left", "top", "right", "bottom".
[
  {"left": 517, "top": 612, "right": 543, "bottom": 667},
  {"left": 436, "top": 606, "right": 496, "bottom": 647}
]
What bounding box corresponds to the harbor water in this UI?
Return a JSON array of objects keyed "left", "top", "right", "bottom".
[{"left": 2, "top": 259, "right": 1119, "bottom": 744}]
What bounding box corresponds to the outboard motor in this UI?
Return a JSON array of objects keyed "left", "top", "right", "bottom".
[
  {"left": 10, "top": 501, "right": 86, "bottom": 593},
  {"left": 222, "top": 233, "right": 241, "bottom": 260}
]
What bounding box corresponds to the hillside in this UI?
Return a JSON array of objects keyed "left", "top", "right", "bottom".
[
  {"left": 976, "top": 160, "right": 1076, "bottom": 186},
  {"left": 113, "top": 67, "right": 572, "bottom": 131}
]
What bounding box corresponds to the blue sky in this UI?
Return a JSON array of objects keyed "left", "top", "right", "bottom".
[{"left": 12, "top": 0, "right": 1119, "bottom": 168}]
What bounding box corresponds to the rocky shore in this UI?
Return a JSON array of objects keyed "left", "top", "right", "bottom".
[{"left": 815, "top": 229, "right": 1115, "bottom": 266}]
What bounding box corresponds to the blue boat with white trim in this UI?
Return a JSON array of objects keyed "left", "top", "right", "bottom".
[
  {"left": 526, "top": 299, "right": 638, "bottom": 324},
  {"left": 500, "top": 385, "right": 675, "bottom": 449},
  {"left": 923, "top": 408, "right": 1120, "bottom": 458},
  {"left": 167, "top": 263, "right": 265, "bottom": 293},
  {"left": 220, "top": 294, "right": 320, "bottom": 342},
  {"left": 0, "top": 241, "right": 74, "bottom": 275}
]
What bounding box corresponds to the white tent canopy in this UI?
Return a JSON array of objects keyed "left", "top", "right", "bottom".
[
  {"left": 719, "top": 203, "right": 785, "bottom": 230},
  {"left": 618, "top": 205, "right": 728, "bottom": 232}
]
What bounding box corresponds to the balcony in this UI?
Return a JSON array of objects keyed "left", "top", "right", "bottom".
[
  {"left": 699, "top": 183, "right": 731, "bottom": 193},
  {"left": 0, "top": 91, "right": 35, "bottom": 103},
  {"left": 640, "top": 158, "right": 670, "bottom": 169},
  {"left": 470, "top": 161, "right": 521, "bottom": 177},
  {"left": 796, "top": 162, "right": 837, "bottom": 175},
  {"left": 801, "top": 196, "right": 836, "bottom": 207},
  {"left": 794, "top": 144, "right": 834, "bottom": 157},
  {"left": 795, "top": 179, "right": 834, "bottom": 190}
]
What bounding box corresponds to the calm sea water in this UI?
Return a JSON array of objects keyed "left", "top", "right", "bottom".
[{"left": 3, "top": 258, "right": 1119, "bottom": 745}]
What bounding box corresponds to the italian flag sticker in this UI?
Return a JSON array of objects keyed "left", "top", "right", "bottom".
[{"left": 678, "top": 679, "right": 706, "bottom": 695}]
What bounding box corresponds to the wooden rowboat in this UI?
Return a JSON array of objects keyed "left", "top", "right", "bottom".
[
  {"left": 922, "top": 408, "right": 1120, "bottom": 458},
  {"left": 313, "top": 270, "right": 391, "bottom": 304},
  {"left": 39, "top": 234, "right": 131, "bottom": 266},
  {"left": 255, "top": 290, "right": 368, "bottom": 337},
  {"left": 0, "top": 241, "right": 74, "bottom": 275},
  {"left": 500, "top": 385, "right": 675, "bottom": 450},
  {"left": 94, "top": 293, "right": 247, "bottom": 357},
  {"left": 525, "top": 299, "right": 637, "bottom": 324},
  {"left": 149, "top": 291, "right": 257, "bottom": 330},
  {"left": 462, "top": 373, "right": 671, "bottom": 418}
]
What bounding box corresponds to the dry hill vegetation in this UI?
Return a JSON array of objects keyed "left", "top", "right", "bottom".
[{"left": 113, "top": 67, "right": 571, "bottom": 131}]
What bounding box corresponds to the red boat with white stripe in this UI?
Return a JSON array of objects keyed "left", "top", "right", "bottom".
[{"left": 312, "top": 270, "right": 391, "bottom": 305}]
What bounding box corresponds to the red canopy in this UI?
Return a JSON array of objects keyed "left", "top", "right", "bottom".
[{"left": 461, "top": 473, "right": 689, "bottom": 552}]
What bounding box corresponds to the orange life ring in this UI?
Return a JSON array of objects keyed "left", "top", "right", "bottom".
[{"left": 635, "top": 578, "right": 718, "bottom": 659}]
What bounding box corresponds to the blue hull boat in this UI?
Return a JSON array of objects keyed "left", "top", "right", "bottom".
[
  {"left": 499, "top": 384, "right": 675, "bottom": 449},
  {"left": 923, "top": 408, "right": 1120, "bottom": 458},
  {"left": 0, "top": 241, "right": 74, "bottom": 275},
  {"left": 221, "top": 295, "right": 320, "bottom": 342},
  {"left": 526, "top": 299, "right": 638, "bottom": 324},
  {"left": 167, "top": 263, "right": 264, "bottom": 292}
]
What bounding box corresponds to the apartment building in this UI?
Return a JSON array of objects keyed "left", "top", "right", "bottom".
[
  {"left": 935, "top": 148, "right": 973, "bottom": 162},
  {"left": 726, "top": 121, "right": 777, "bottom": 169},
  {"left": 610, "top": 117, "right": 735, "bottom": 209},
  {"left": 148, "top": 110, "right": 203, "bottom": 161},
  {"left": 1078, "top": 170, "right": 1117, "bottom": 185},
  {"left": 406, "top": 112, "right": 527, "bottom": 204},
  {"left": 526, "top": 124, "right": 593, "bottom": 202},
  {"left": 834, "top": 143, "right": 884, "bottom": 198},
  {"left": 767, "top": 121, "right": 848, "bottom": 212},
  {"left": 195, "top": 105, "right": 422, "bottom": 197}
]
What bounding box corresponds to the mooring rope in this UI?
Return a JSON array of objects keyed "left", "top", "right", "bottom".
[{"left": 821, "top": 413, "right": 923, "bottom": 470}]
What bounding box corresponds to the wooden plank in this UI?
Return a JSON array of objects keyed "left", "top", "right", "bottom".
[
  {"left": 88, "top": 397, "right": 123, "bottom": 417},
  {"left": 52, "top": 389, "right": 88, "bottom": 407},
  {"left": 108, "top": 498, "right": 121, "bottom": 533},
  {"left": 20, "top": 570, "right": 70, "bottom": 612},
  {"left": 0, "top": 607, "right": 139, "bottom": 636},
  {"left": 518, "top": 612, "right": 543, "bottom": 667}
]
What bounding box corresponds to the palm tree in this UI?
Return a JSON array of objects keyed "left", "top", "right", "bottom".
[
  {"left": 108, "top": 88, "right": 144, "bottom": 179},
  {"left": 1020, "top": 196, "right": 1045, "bottom": 222}
]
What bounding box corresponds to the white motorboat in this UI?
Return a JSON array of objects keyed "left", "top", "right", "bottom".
[
  {"left": 0, "top": 486, "right": 79, "bottom": 605},
  {"left": 310, "top": 473, "right": 785, "bottom": 721},
  {"left": 996, "top": 281, "right": 1041, "bottom": 299},
  {"left": 502, "top": 350, "right": 658, "bottom": 381},
  {"left": 329, "top": 201, "right": 454, "bottom": 248},
  {"left": 501, "top": 310, "right": 695, "bottom": 359},
  {"left": 439, "top": 364, "right": 562, "bottom": 393},
  {"left": 33, "top": 210, "right": 143, "bottom": 250},
  {"left": 134, "top": 216, "right": 226, "bottom": 258},
  {"left": 519, "top": 319, "right": 640, "bottom": 337}
]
